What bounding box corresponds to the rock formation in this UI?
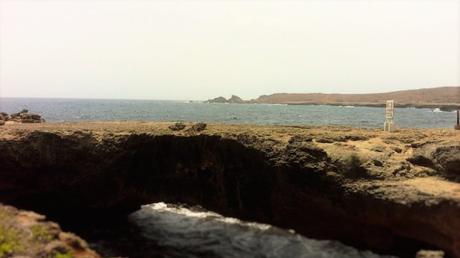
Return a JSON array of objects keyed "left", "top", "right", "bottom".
[
  {"left": 247, "top": 86, "right": 460, "bottom": 111},
  {"left": 228, "top": 95, "right": 244, "bottom": 103},
  {"left": 0, "top": 204, "right": 99, "bottom": 257},
  {"left": 9, "top": 109, "right": 45, "bottom": 123},
  {"left": 187, "top": 122, "right": 207, "bottom": 132},
  {"left": 0, "top": 122, "right": 459, "bottom": 257},
  {"left": 205, "top": 87, "right": 460, "bottom": 110},
  {"left": 207, "top": 96, "right": 228, "bottom": 103},
  {"left": 0, "top": 112, "right": 8, "bottom": 126},
  {"left": 1, "top": 110, "right": 45, "bottom": 125},
  {"left": 207, "top": 95, "right": 245, "bottom": 104},
  {"left": 168, "top": 122, "right": 186, "bottom": 131}
]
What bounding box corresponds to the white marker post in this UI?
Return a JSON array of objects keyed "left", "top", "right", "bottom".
[{"left": 384, "top": 100, "right": 395, "bottom": 132}]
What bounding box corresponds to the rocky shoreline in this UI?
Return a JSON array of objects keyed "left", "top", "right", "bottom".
[
  {"left": 206, "top": 86, "right": 460, "bottom": 112},
  {"left": 0, "top": 109, "right": 45, "bottom": 126},
  {"left": 285, "top": 102, "right": 460, "bottom": 112},
  {"left": 0, "top": 122, "right": 459, "bottom": 257},
  {"left": 207, "top": 96, "right": 459, "bottom": 112},
  {"left": 206, "top": 87, "right": 460, "bottom": 112}
]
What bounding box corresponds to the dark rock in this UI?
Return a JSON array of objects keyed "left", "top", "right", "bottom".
[
  {"left": 0, "top": 112, "right": 8, "bottom": 121},
  {"left": 207, "top": 96, "right": 227, "bottom": 103},
  {"left": 288, "top": 135, "right": 313, "bottom": 144},
  {"left": 207, "top": 95, "right": 245, "bottom": 104},
  {"left": 339, "top": 154, "right": 370, "bottom": 178},
  {"left": 407, "top": 155, "right": 435, "bottom": 168},
  {"left": 316, "top": 137, "right": 334, "bottom": 143},
  {"left": 169, "top": 122, "right": 186, "bottom": 131},
  {"left": 392, "top": 161, "right": 413, "bottom": 177},
  {"left": 373, "top": 159, "right": 384, "bottom": 167},
  {"left": 0, "top": 120, "right": 4, "bottom": 126},
  {"left": 344, "top": 135, "right": 369, "bottom": 141},
  {"left": 9, "top": 110, "right": 45, "bottom": 123},
  {"left": 189, "top": 122, "right": 207, "bottom": 132},
  {"left": 409, "top": 144, "right": 460, "bottom": 177},
  {"left": 432, "top": 145, "right": 460, "bottom": 176},
  {"left": 371, "top": 146, "right": 385, "bottom": 152},
  {"left": 228, "top": 95, "right": 244, "bottom": 103},
  {"left": 21, "top": 119, "right": 39, "bottom": 124},
  {"left": 11, "top": 109, "right": 29, "bottom": 119},
  {"left": 391, "top": 147, "right": 403, "bottom": 153}
]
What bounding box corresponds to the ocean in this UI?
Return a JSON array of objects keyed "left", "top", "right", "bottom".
[
  {"left": 88, "top": 203, "right": 395, "bottom": 258},
  {"left": 0, "top": 98, "right": 456, "bottom": 128}
]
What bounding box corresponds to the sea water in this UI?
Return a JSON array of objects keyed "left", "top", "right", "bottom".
[
  {"left": 90, "top": 203, "right": 395, "bottom": 258},
  {"left": 0, "top": 98, "right": 456, "bottom": 128}
]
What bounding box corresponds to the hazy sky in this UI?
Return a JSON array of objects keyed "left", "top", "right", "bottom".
[{"left": 0, "top": 0, "right": 459, "bottom": 100}]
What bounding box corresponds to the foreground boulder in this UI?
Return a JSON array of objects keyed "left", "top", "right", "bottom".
[
  {"left": 0, "top": 204, "right": 99, "bottom": 258},
  {"left": 408, "top": 143, "right": 460, "bottom": 179}
]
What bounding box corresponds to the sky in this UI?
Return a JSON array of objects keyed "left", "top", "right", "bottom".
[{"left": 0, "top": 0, "right": 459, "bottom": 100}]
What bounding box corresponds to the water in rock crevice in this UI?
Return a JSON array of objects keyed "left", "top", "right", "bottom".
[{"left": 95, "top": 202, "right": 396, "bottom": 258}]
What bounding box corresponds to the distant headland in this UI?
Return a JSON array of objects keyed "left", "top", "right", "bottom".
[{"left": 207, "top": 86, "right": 460, "bottom": 111}]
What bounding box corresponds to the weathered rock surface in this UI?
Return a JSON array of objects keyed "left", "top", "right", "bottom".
[
  {"left": 168, "top": 122, "right": 186, "bottom": 131},
  {"left": 408, "top": 144, "right": 460, "bottom": 179},
  {"left": 0, "top": 204, "right": 99, "bottom": 258},
  {"left": 0, "top": 122, "right": 459, "bottom": 257},
  {"left": 3, "top": 109, "right": 45, "bottom": 124},
  {"left": 0, "top": 112, "right": 8, "bottom": 121},
  {"left": 0, "top": 113, "right": 8, "bottom": 126},
  {"left": 187, "top": 122, "right": 207, "bottom": 132}
]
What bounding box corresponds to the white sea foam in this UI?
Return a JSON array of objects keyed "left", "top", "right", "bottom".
[{"left": 130, "top": 202, "right": 396, "bottom": 258}]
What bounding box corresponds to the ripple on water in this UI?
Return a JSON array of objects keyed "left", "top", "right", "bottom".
[{"left": 129, "top": 202, "right": 397, "bottom": 258}]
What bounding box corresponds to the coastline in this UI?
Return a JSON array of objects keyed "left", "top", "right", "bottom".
[
  {"left": 284, "top": 102, "right": 460, "bottom": 112},
  {"left": 207, "top": 86, "right": 460, "bottom": 112},
  {"left": 207, "top": 100, "right": 460, "bottom": 112}
]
